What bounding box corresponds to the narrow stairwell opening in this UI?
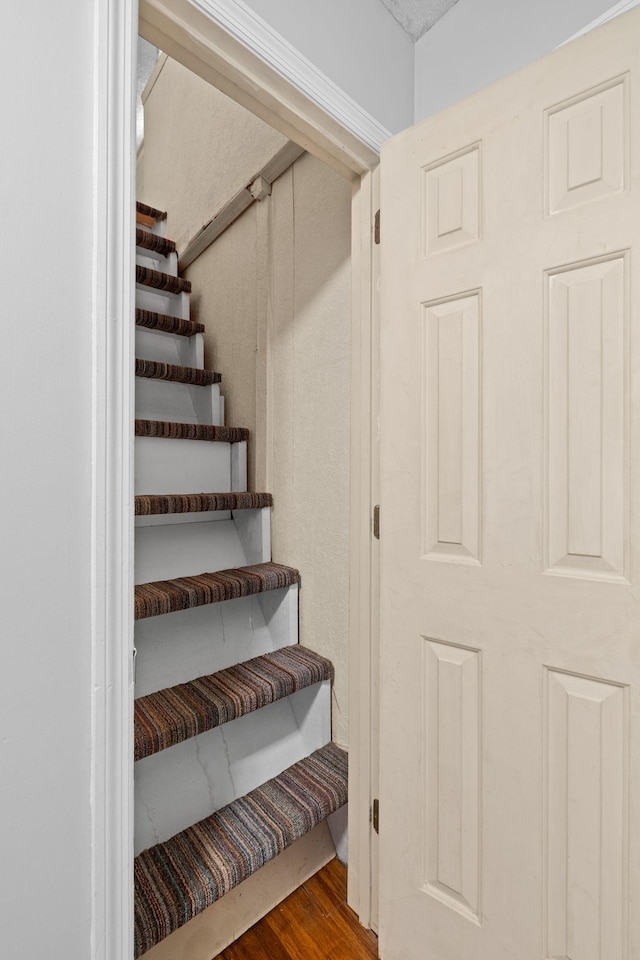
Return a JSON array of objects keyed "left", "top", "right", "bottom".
[{"left": 133, "top": 42, "right": 356, "bottom": 960}]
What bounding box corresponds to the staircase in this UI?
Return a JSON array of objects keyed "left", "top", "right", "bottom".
[{"left": 133, "top": 201, "right": 348, "bottom": 958}]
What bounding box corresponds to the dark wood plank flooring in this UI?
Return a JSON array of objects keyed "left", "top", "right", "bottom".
[{"left": 215, "top": 858, "right": 378, "bottom": 960}]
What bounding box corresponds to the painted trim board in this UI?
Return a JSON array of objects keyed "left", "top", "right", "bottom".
[
  {"left": 189, "top": 0, "right": 391, "bottom": 153},
  {"left": 179, "top": 141, "right": 305, "bottom": 268},
  {"left": 92, "top": 0, "right": 136, "bottom": 955},
  {"left": 139, "top": 0, "right": 384, "bottom": 178}
]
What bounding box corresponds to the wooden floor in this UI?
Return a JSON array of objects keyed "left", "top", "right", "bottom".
[{"left": 215, "top": 858, "right": 379, "bottom": 960}]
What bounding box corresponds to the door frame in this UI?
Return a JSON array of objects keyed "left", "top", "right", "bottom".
[{"left": 98, "top": 0, "right": 381, "bottom": 951}]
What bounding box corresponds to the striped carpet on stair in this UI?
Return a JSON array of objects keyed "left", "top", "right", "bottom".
[
  {"left": 136, "top": 228, "right": 176, "bottom": 256},
  {"left": 136, "top": 265, "right": 191, "bottom": 295},
  {"left": 135, "top": 645, "right": 333, "bottom": 760},
  {"left": 135, "top": 308, "right": 205, "bottom": 337},
  {"left": 135, "top": 420, "right": 249, "bottom": 443},
  {"left": 135, "top": 561, "right": 300, "bottom": 620},
  {"left": 134, "top": 742, "right": 348, "bottom": 956},
  {"left": 135, "top": 359, "right": 221, "bottom": 386},
  {"left": 135, "top": 492, "right": 273, "bottom": 515},
  {"left": 136, "top": 201, "right": 167, "bottom": 221}
]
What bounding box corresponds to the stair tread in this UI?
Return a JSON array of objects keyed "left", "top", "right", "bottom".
[
  {"left": 135, "top": 491, "right": 273, "bottom": 516},
  {"left": 134, "top": 742, "right": 348, "bottom": 956},
  {"left": 136, "top": 264, "right": 191, "bottom": 295},
  {"left": 135, "top": 561, "right": 299, "bottom": 620},
  {"left": 136, "top": 228, "right": 176, "bottom": 257},
  {"left": 135, "top": 359, "right": 221, "bottom": 386},
  {"left": 136, "top": 201, "right": 167, "bottom": 221},
  {"left": 135, "top": 308, "right": 204, "bottom": 337},
  {"left": 135, "top": 645, "right": 333, "bottom": 760},
  {"left": 135, "top": 419, "right": 249, "bottom": 443}
]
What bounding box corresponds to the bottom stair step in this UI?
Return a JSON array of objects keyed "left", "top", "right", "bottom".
[{"left": 134, "top": 742, "right": 348, "bottom": 957}]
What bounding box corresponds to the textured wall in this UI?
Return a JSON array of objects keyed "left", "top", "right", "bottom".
[
  {"left": 140, "top": 64, "right": 352, "bottom": 745},
  {"left": 140, "top": 56, "right": 288, "bottom": 250},
  {"left": 266, "top": 155, "right": 352, "bottom": 746},
  {"left": 186, "top": 205, "right": 261, "bottom": 487}
]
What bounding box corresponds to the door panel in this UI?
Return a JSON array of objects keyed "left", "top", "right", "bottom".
[{"left": 379, "top": 9, "right": 640, "bottom": 959}]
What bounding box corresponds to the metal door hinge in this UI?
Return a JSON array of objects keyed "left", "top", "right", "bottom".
[
  {"left": 373, "top": 504, "right": 380, "bottom": 540},
  {"left": 132, "top": 646, "right": 137, "bottom": 685},
  {"left": 374, "top": 209, "right": 380, "bottom": 244},
  {"left": 372, "top": 798, "right": 379, "bottom": 834}
]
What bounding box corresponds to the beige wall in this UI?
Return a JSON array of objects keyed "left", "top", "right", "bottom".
[
  {"left": 265, "top": 155, "right": 352, "bottom": 746},
  {"left": 139, "top": 56, "right": 288, "bottom": 250},
  {"left": 139, "top": 61, "right": 352, "bottom": 746}
]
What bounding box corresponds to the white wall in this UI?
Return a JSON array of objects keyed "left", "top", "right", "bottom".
[
  {"left": 0, "top": 2, "right": 97, "bottom": 958},
  {"left": 244, "top": 0, "right": 414, "bottom": 134},
  {"left": 414, "top": 0, "right": 621, "bottom": 122}
]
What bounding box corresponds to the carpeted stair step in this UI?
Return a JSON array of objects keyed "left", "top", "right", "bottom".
[
  {"left": 135, "top": 561, "right": 299, "bottom": 620},
  {"left": 135, "top": 645, "right": 333, "bottom": 760},
  {"left": 135, "top": 359, "right": 221, "bottom": 386},
  {"left": 136, "top": 265, "right": 191, "bottom": 295},
  {"left": 136, "top": 228, "right": 176, "bottom": 257},
  {"left": 135, "top": 419, "right": 248, "bottom": 442},
  {"left": 134, "top": 741, "right": 348, "bottom": 956},
  {"left": 136, "top": 201, "right": 167, "bottom": 222},
  {"left": 135, "top": 308, "right": 204, "bottom": 337},
  {"left": 135, "top": 491, "right": 273, "bottom": 516}
]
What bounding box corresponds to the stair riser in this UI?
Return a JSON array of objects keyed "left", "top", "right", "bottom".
[
  {"left": 135, "top": 378, "right": 223, "bottom": 426},
  {"left": 134, "top": 513, "right": 271, "bottom": 584},
  {"left": 135, "top": 506, "right": 270, "bottom": 530},
  {"left": 136, "top": 285, "right": 190, "bottom": 320},
  {"left": 134, "top": 584, "right": 299, "bottom": 697},
  {"left": 136, "top": 510, "right": 232, "bottom": 528},
  {"left": 135, "top": 328, "right": 204, "bottom": 368},
  {"left": 135, "top": 438, "right": 246, "bottom": 495},
  {"left": 136, "top": 249, "right": 178, "bottom": 276},
  {"left": 134, "top": 681, "right": 331, "bottom": 855}
]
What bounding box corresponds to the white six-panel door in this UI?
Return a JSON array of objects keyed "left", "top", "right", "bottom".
[{"left": 379, "top": 8, "right": 640, "bottom": 959}]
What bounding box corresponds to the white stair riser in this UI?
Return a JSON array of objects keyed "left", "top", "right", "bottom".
[
  {"left": 136, "top": 248, "right": 178, "bottom": 275},
  {"left": 135, "top": 513, "right": 270, "bottom": 584},
  {"left": 135, "top": 377, "right": 223, "bottom": 425},
  {"left": 135, "top": 510, "right": 231, "bottom": 529},
  {"left": 134, "top": 681, "right": 331, "bottom": 854},
  {"left": 135, "top": 437, "right": 247, "bottom": 494},
  {"left": 135, "top": 328, "right": 204, "bottom": 369},
  {"left": 136, "top": 510, "right": 233, "bottom": 528},
  {"left": 134, "top": 584, "right": 299, "bottom": 696},
  {"left": 136, "top": 284, "right": 190, "bottom": 320}
]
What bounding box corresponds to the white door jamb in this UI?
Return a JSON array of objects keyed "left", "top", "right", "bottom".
[
  {"left": 93, "top": 0, "right": 137, "bottom": 957},
  {"left": 99, "top": 0, "right": 381, "bottom": 951}
]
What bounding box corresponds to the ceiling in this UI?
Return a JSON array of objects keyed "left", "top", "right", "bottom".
[{"left": 378, "top": 0, "right": 461, "bottom": 41}]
